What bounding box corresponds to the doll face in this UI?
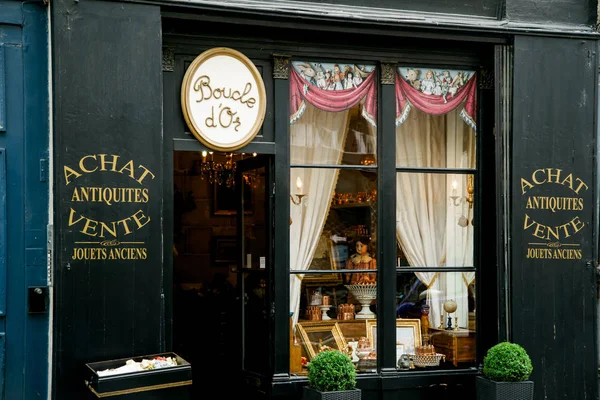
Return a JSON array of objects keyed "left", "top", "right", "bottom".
[
  {"left": 426, "top": 71, "right": 433, "bottom": 79},
  {"left": 356, "top": 241, "right": 367, "bottom": 254}
]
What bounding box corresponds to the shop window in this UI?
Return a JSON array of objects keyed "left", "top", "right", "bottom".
[
  {"left": 288, "top": 62, "right": 478, "bottom": 375},
  {"left": 395, "top": 66, "right": 477, "bottom": 370},
  {"left": 289, "top": 60, "right": 378, "bottom": 375}
]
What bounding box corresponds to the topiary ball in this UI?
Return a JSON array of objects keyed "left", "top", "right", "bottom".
[
  {"left": 307, "top": 350, "right": 357, "bottom": 392},
  {"left": 483, "top": 342, "right": 533, "bottom": 382}
]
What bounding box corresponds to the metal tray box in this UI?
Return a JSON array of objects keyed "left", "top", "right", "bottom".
[{"left": 84, "top": 352, "right": 192, "bottom": 398}]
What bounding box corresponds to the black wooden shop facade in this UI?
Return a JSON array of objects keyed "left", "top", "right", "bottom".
[{"left": 51, "top": 0, "right": 599, "bottom": 399}]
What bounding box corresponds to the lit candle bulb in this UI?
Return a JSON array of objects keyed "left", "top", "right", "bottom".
[
  {"left": 452, "top": 179, "right": 457, "bottom": 196},
  {"left": 201, "top": 151, "right": 207, "bottom": 163},
  {"left": 253, "top": 153, "right": 257, "bottom": 157},
  {"left": 296, "top": 177, "right": 303, "bottom": 194}
]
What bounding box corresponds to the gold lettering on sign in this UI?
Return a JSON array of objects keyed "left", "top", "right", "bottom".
[
  {"left": 525, "top": 248, "right": 583, "bottom": 260},
  {"left": 64, "top": 154, "right": 156, "bottom": 261},
  {"left": 521, "top": 168, "right": 588, "bottom": 195},
  {"left": 71, "top": 247, "right": 148, "bottom": 261},
  {"left": 193, "top": 75, "right": 256, "bottom": 132},
  {"left": 68, "top": 208, "right": 151, "bottom": 238},
  {"left": 521, "top": 167, "right": 588, "bottom": 260},
  {"left": 63, "top": 154, "right": 155, "bottom": 186}
]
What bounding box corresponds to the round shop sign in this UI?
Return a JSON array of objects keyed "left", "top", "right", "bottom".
[{"left": 181, "top": 47, "right": 267, "bottom": 151}]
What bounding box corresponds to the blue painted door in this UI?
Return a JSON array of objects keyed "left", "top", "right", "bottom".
[{"left": 0, "top": 2, "right": 50, "bottom": 399}]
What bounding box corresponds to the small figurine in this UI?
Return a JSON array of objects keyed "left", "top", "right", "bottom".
[{"left": 397, "top": 354, "right": 411, "bottom": 370}]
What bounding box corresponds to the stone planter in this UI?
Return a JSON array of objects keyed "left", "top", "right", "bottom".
[
  {"left": 476, "top": 376, "right": 534, "bottom": 400},
  {"left": 303, "top": 387, "right": 361, "bottom": 400}
]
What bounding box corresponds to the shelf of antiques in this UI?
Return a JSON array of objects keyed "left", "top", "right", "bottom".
[{"left": 428, "top": 328, "right": 476, "bottom": 367}]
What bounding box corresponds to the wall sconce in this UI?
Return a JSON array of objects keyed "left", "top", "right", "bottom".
[
  {"left": 290, "top": 177, "right": 306, "bottom": 206},
  {"left": 449, "top": 176, "right": 474, "bottom": 209}
]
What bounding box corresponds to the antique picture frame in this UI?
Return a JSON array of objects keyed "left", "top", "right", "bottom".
[
  {"left": 302, "top": 236, "right": 344, "bottom": 286},
  {"left": 296, "top": 321, "right": 348, "bottom": 360},
  {"left": 366, "top": 318, "right": 421, "bottom": 355},
  {"left": 211, "top": 236, "right": 237, "bottom": 265},
  {"left": 213, "top": 181, "right": 253, "bottom": 216}
]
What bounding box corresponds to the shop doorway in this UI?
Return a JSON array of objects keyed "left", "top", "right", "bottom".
[{"left": 172, "top": 150, "right": 272, "bottom": 397}]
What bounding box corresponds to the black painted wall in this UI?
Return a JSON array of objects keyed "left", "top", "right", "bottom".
[
  {"left": 511, "top": 36, "right": 597, "bottom": 400},
  {"left": 505, "top": 0, "right": 596, "bottom": 27},
  {"left": 52, "top": 1, "right": 163, "bottom": 398},
  {"left": 296, "top": 0, "right": 502, "bottom": 18}
]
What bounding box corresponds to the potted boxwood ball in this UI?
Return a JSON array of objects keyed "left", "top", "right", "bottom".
[
  {"left": 303, "top": 350, "right": 361, "bottom": 400},
  {"left": 477, "top": 342, "right": 534, "bottom": 400}
]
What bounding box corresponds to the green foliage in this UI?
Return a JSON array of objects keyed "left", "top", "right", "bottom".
[
  {"left": 307, "top": 350, "right": 357, "bottom": 392},
  {"left": 483, "top": 342, "right": 533, "bottom": 382}
]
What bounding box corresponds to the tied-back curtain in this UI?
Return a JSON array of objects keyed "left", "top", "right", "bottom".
[
  {"left": 395, "top": 72, "right": 477, "bottom": 130},
  {"left": 395, "top": 67, "right": 477, "bottom": 328},
  {"left": 396, "top": 108, "right": 448, "bottom": 328},
  {"left": 289, "top": 63, "right": 377, "bottom": 328},
  {"left": 289, "top": 103, "right": 350, "bottom": 328},
  {"left": 290, "top": 67, "right": 378, "bottom": 128},
  {"left": 442, "top": 111, "right": 475, "bottom": 328}
]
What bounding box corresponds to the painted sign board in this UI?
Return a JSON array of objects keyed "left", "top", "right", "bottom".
[
  {"left": 181, "top": 47, "right": 267, "bottom": 151},
  {"left": 520, "top": 167, "right": 588, "bottom": 260}
]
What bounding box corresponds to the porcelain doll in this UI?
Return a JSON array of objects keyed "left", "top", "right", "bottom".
[{"left": 345, "top": 238, "right": 376, "bottom": 284}]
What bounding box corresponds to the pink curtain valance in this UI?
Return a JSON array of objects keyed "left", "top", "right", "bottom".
[
  {"left": 290, "top": 67, "right": 378, "bottom": 127},
  {"left": 395, "top": 72, "right": 477, "bottom": 130}
]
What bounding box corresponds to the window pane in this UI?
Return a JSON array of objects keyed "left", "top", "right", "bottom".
[
  {"left": 290, "top": 287, "right": 379, "bottom": 376},
  {"left": 290, "top": 62, "right": 377, "bottom": 166},
  {"left": 395, "top": 272, "right": 476, "bottom": 370},
  {"left": 290, "top": 168, "right": 377, "bottom": 271},
  {"left": 396, "top": 67, "right": 476, "bottom": 168},
  {"left": 396, "top": 173, "right": 474, "bottom": 268},
  {"left": 289, "top": 167, "right": 378, "bottom": 375}
]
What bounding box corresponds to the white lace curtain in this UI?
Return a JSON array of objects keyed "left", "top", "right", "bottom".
[
  {"left": 289, "top": 103, "right": 350, "bottom": 328},
  {"left": 396, "top": 107, "right": 475, "bottom": 328}
]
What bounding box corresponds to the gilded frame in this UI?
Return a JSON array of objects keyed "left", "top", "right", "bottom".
[
  {"left": 180, "top": 47, "right": 267, "bottom": 151},
  {"left": 366, "top": 318, "right": 421, "bottom": 355},
  {"left": 296, "top": 321, "right": 348, "bottom": 360},
  {"left": 303, "top": 238, "right": 344, "bottom": 285}
]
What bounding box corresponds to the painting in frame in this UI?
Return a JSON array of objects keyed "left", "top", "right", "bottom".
[
  {"left": 213, "top": 181, "right": 252, "bottom": 216},
  {"left": 296, "top": 321, "right": 348, "bottom": 360},
  {"left": 211, "top": 236, "right": 237, "bottom": 265},
  {"left": 366, "top": 318, "right": 421, "bottom": 355},
  {"left": 302, "top": 235, "right": 344, "bottom": 286}
]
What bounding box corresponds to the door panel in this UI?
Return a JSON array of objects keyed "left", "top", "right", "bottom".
[
  {"left": 0, "top": 4, "right": 50, "bottom": 398},
  {"left": 0, "top": 148, "right": 5, "bottom": 397},
  {"left": 236, "top": 155, "right": 273, "bottom": 377}
]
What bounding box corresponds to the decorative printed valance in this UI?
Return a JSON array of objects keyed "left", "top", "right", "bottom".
[
  {"left": 395, "top": 67, "right": 477, "bottom": 130},
  {"left": 290, "top": 62, "right": 377, "bottom": 127}
]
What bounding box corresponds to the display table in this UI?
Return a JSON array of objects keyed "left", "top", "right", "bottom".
[{"left": 429, "top": 328, "right": 475, "bottom": 367}]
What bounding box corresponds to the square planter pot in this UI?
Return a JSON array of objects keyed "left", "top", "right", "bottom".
[
  {"left": 476, "top": 376, "right": 534, "bottom": 400},
  {"left": 303, "top": 387, "right": 361, "bottom": 400}
]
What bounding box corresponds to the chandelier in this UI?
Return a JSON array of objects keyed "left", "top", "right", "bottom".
[{"left": 196, "top": 151, "right": 260, "bottom": 188}]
